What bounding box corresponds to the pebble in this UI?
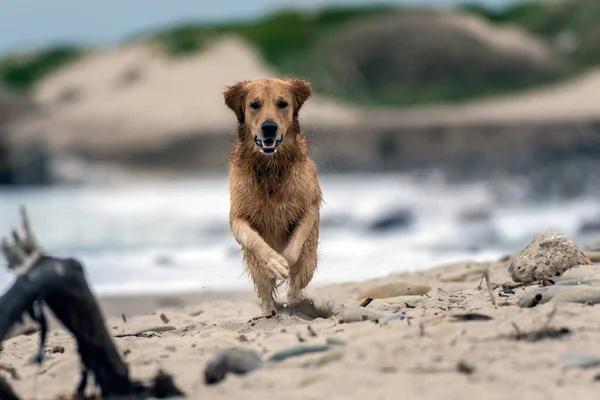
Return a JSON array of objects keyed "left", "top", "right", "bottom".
[
  {"left": 518, "top": 284, "right": 600, "bottom": 307},
  {"left": 204, "top": 348, "right": 263, "bottom": 384},
  {"left": 356, "top": 282, "right": 431, "bottom": 301},
  {"left": 385, "top": 313, "right": 407, "bottom": 323},
  {"left": 267, "top": 344, "right": 331, "bottom": 363},
  {"left": 560, "top": 354, "right": 600, "bottom": 369},
  {"left": 508, "top": 231, "right": 591, "bottom": 283},
  {"left": 554, "top": 287, "right": 600, "bottom": 304},
  {"left": 558, "top": 264, "right": 600, "bottom": 282},
  {"left": 554, "top": 279, "right": 600, "bottom": 286},
  {"left": 325, "top": 337, "right": 346, "bottom": 346},
  {"left": 337, "top": 306, "right": 388, "bottom": 323}
]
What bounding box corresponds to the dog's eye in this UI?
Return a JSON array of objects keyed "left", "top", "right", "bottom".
[
  {"left": 250, "top": 102, "right": 260, "bottom": 110},
  {"left": 278, "top": 101, "right": 288, "bottom": 109}
]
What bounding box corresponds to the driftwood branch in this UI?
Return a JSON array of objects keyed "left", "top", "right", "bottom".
[
  {"left": 0, "top": 206, "right": 183, "bottom": 399},
  {"left": 0, "top": 375, "right": 20, "bottom": 400}
]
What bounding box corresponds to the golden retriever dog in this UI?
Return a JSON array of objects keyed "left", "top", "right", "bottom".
[{"left": 223, "top": 77, "right": 322, "bottom": 318}]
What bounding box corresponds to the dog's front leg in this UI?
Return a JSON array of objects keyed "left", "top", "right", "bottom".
[
  {"left": 281, "top": 206, "right": 319, "bottom": 266},
  {"left": 230, "top": 218, "right": 289, "bottom": 280}
]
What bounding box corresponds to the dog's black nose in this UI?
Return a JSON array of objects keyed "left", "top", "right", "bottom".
[{"left": 261, "top": 121, "right": 278, "bottom": 139}]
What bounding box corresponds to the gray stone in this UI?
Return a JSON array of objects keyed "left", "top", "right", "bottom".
[
  {"left": 553, "top": 287, "right": 600, "bottom": 304},
  {"left": 558, "top": 264, "right": 600, "bottom": 282},
  {"left": 204, "top": 348, "right": 263, "bottom": 385},
  {"left": 508, "top": 231, "right": 591, "bottom": 283},
  {"left": 385, "top": 313, "right": 407, "bottom": 323},
  {"left": 518, "top": 284, "right": 600, "bottom": 308},
  {"left": 560, "top": 354, "right": 600, "bottom": 369},
  {"left": 356, "top": 282, "right": 431, "bottom": 301},
  {"left": 337, "top": 306, "right": 388, "bottom": 323}
]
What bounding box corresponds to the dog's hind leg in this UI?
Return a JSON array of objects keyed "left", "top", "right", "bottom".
[
  {"left": 287, "top": 227, "right": 319, "bottom": 304},
  {"left": 244, "top": 252, "right": 278, "bottom": 317}
]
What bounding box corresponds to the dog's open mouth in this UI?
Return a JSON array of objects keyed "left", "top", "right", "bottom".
[{"left": 255, "top": 136, "right": 283, "bottom": 154}]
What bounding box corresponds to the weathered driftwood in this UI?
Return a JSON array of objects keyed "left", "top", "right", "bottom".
[
  {"left": 0, "top": 375, "right": 20, "bottom": 400},
  {"left": 0, "top": 206, "right": 183, "bottom": 399}
]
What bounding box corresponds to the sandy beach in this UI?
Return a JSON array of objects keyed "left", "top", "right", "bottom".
[{"left": 2, "top": 250, "right": 600, "bottom": 400}]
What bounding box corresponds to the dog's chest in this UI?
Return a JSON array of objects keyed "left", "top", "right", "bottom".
[{"left": 244, "top": 181, "right": 305, "bottom": 239}]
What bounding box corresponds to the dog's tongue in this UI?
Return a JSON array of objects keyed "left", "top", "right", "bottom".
[{"left": 263, "top": 138, "right": 275, "bottom": 148}]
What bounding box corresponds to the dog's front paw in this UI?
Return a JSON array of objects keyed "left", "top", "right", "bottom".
[{"left": 264, "top": 252, "right": 289, "bottom": 280}]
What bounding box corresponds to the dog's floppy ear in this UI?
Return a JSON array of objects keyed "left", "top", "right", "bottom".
[
  {"left": 286, "top": 77, "right": 312, "bottom": 114},
  {"left": 223, "top": 81, "right": 250, "bottom": 122}
]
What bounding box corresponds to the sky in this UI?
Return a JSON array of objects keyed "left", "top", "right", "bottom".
[{"left": 0, "top": 0, "right": 528, "bottom": 56}]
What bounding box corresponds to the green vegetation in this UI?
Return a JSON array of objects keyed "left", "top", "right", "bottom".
[
  {"left": 149, "top": 6, "right": 394, "bottom": 66},
  {"left": 147, "top": 3, "right": 571, "bottom": 106},
  {"left": 462, "top": 0, "right": 600, "bottom": 68},
  {"left": 0, "top": 46, "right": 83, "bottom": 91}
]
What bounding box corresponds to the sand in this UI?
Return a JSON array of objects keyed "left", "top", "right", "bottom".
[
  {"left": 3, "top": 257, "right": 600, "bottom": 400},
  {"left": 8, "top": 36, "right": 360, "bottom": 154}
]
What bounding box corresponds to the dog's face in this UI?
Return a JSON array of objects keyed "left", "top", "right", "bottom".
[{"left": 223, "top": 78, "right": 312, "bottom": 155}]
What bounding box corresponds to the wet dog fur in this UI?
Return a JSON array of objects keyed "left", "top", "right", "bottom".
[{"left": 223, "top": 77, "right": 322, "bottom": 318}]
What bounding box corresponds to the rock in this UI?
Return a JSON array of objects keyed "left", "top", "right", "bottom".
[
  {"left": 558, "top": 264, "right": 600, "bottom": 281},
  {"left": 325, "top": 337, "right": 346, "bottom": 347},
  {"left": 337, "top": 306, "right": 388, "bottom": 323},
  {"left": 204, "top": 348, "right": 263, "bottom": 385},
  {"left": 555, "top": 279, "right": 600, "bottom": 286},
  {"left": 518, "top": 287, "right": 560, "bottom": 308},
  {"left": 508, "top": 231, "right": 591, "bottom": 283},
  {"left": 560, "top": 354, "right": 600, "bottom": 369},
  {"left": 518, "top": 283, "right": 600, "bottom": 308},
  {"left": 554, "top": 287, "right": 600, "bottom": 304},
  {"left": 267, "top": 344, "right": 331, "bottom": 363},
  {"left": 368, "top": 207, "right": 414, "bottom": 232},
  {"left": 356, "top": 282, "right": 431, "bottom": 300},
  {"left": 384, "top": 313, "right": 407, "bottom": 323}
]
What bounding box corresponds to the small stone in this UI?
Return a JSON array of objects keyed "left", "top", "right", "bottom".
[
  {"left": 518, "top": 284, "right": 600, "bottom": 307},
  {"left": 356, "top": 282, "right": 431, "bottom": 300},
  {"left": 385, "top": 313, "right": 407, "bottom": 323},
  {"left": 204, "top": 348, "right": 263, "bottom": 385},
  {"left": 554, "top": 287, "right": 600, "bottom": 304},
  {"left": 160, "top": 313, "right": 170, "bottom": 324},
  {"left": 337, "top": 306, "right": 388, "bottom": 323},
  {"left": 325, "top": 337, "right": 346, "bottom": 346},
  {"left": 558, "top": 264, "right": 600, "bottom": 282},
  {"left": 518, "top": 286, "right": 569, "bottom": 307},
  {"left": 267, "top": 344, "right": 331, "bottom": 362},
  {"left": 508, "top": 231, "right": 591, "bottom": 283},
  {"left": 560, "top": 354, "right": 600, "bottom": 369}
]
